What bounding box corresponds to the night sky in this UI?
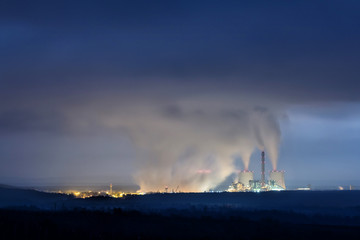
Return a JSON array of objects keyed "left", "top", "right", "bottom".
[{"left": 1, "top": 0, "right": 360, "bottom": 189}]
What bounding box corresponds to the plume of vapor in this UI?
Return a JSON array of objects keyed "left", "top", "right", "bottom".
[
  {"left": 251, "top": 107, "right": 282, "bottom": 170},
  {"left": 95, "top": 98, "right": 283, "bottom": 192}
]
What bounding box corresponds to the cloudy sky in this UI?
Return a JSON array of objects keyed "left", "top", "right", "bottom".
[{"left": 1, "top": 0, "right": 360, "bottom": 190}]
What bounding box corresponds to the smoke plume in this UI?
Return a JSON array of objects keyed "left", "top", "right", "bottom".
[{"left": 94, "top": 97, "right": 283, "bottom": 192}]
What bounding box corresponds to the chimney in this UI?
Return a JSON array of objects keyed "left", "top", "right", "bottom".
[{"left": 261, "top": 151, "right": 265, "bottom": 187}]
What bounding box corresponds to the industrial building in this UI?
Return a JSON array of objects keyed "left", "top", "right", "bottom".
[{"left": 227, "top": 151, "right": 286, "bottom": 192}]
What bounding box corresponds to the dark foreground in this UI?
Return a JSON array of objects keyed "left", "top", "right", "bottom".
[
  {"left": 1, "top": 208, "right": 360, "bottom": 240},
  {"left": 2, "top": 186, "right": 360, "bottom": 239}
]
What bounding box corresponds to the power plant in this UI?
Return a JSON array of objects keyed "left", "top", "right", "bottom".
[{"left": 228, "top": 151, "right": 286, "bottom": 192}]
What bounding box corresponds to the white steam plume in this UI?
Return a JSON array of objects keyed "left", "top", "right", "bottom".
[
  {"left": 99, "top": 99, "right": 282, "bottom": 192},
  {"left": 251, "top": 107, "right": 282, "bottom": 170}
]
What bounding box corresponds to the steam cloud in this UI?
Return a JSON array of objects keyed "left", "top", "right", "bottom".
[{"left": 97, "top": 98, "right": 282, "bottom": 192}]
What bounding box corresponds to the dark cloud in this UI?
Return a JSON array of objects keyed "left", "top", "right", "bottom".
[
  {"left": 1, "top": 0, "right": 360, "bottom": 104},
  {"left": 162, "top": 105, "right": 184, "bottom": 119},
  {"left": 0, "top": 110, "right": 67, "bottom": 134}
]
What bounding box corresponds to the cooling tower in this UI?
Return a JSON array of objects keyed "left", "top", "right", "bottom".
[
  {"left": 238, "top": 170, "right": 254, "bottom": 188},
  {"left": 269, "top": 170, "right": 286, "bottom": 190}
]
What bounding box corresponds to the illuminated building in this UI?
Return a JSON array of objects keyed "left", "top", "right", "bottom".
[{"left": 227, "top": 151, "right": 286, "bottom": 192}]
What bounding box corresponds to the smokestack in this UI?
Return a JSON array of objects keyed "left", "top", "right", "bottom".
[{"left": 261, "top": 151, "right": 265, "bottom": 187}]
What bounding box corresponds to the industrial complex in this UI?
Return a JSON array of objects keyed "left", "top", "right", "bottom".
[
  {"left": 228, "top": 151, "right": 286, "bottom": 192},
  {"left": 47, "top": 151, "right": 285, "bottom": 197}
]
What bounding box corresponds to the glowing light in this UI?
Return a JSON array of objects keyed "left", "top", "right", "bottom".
[
  {"left": 196, "top": 169, "right": 211, "bottom": 174},
  {"left": 73, "top": 191, "right": 81, "bottom": 197}
]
